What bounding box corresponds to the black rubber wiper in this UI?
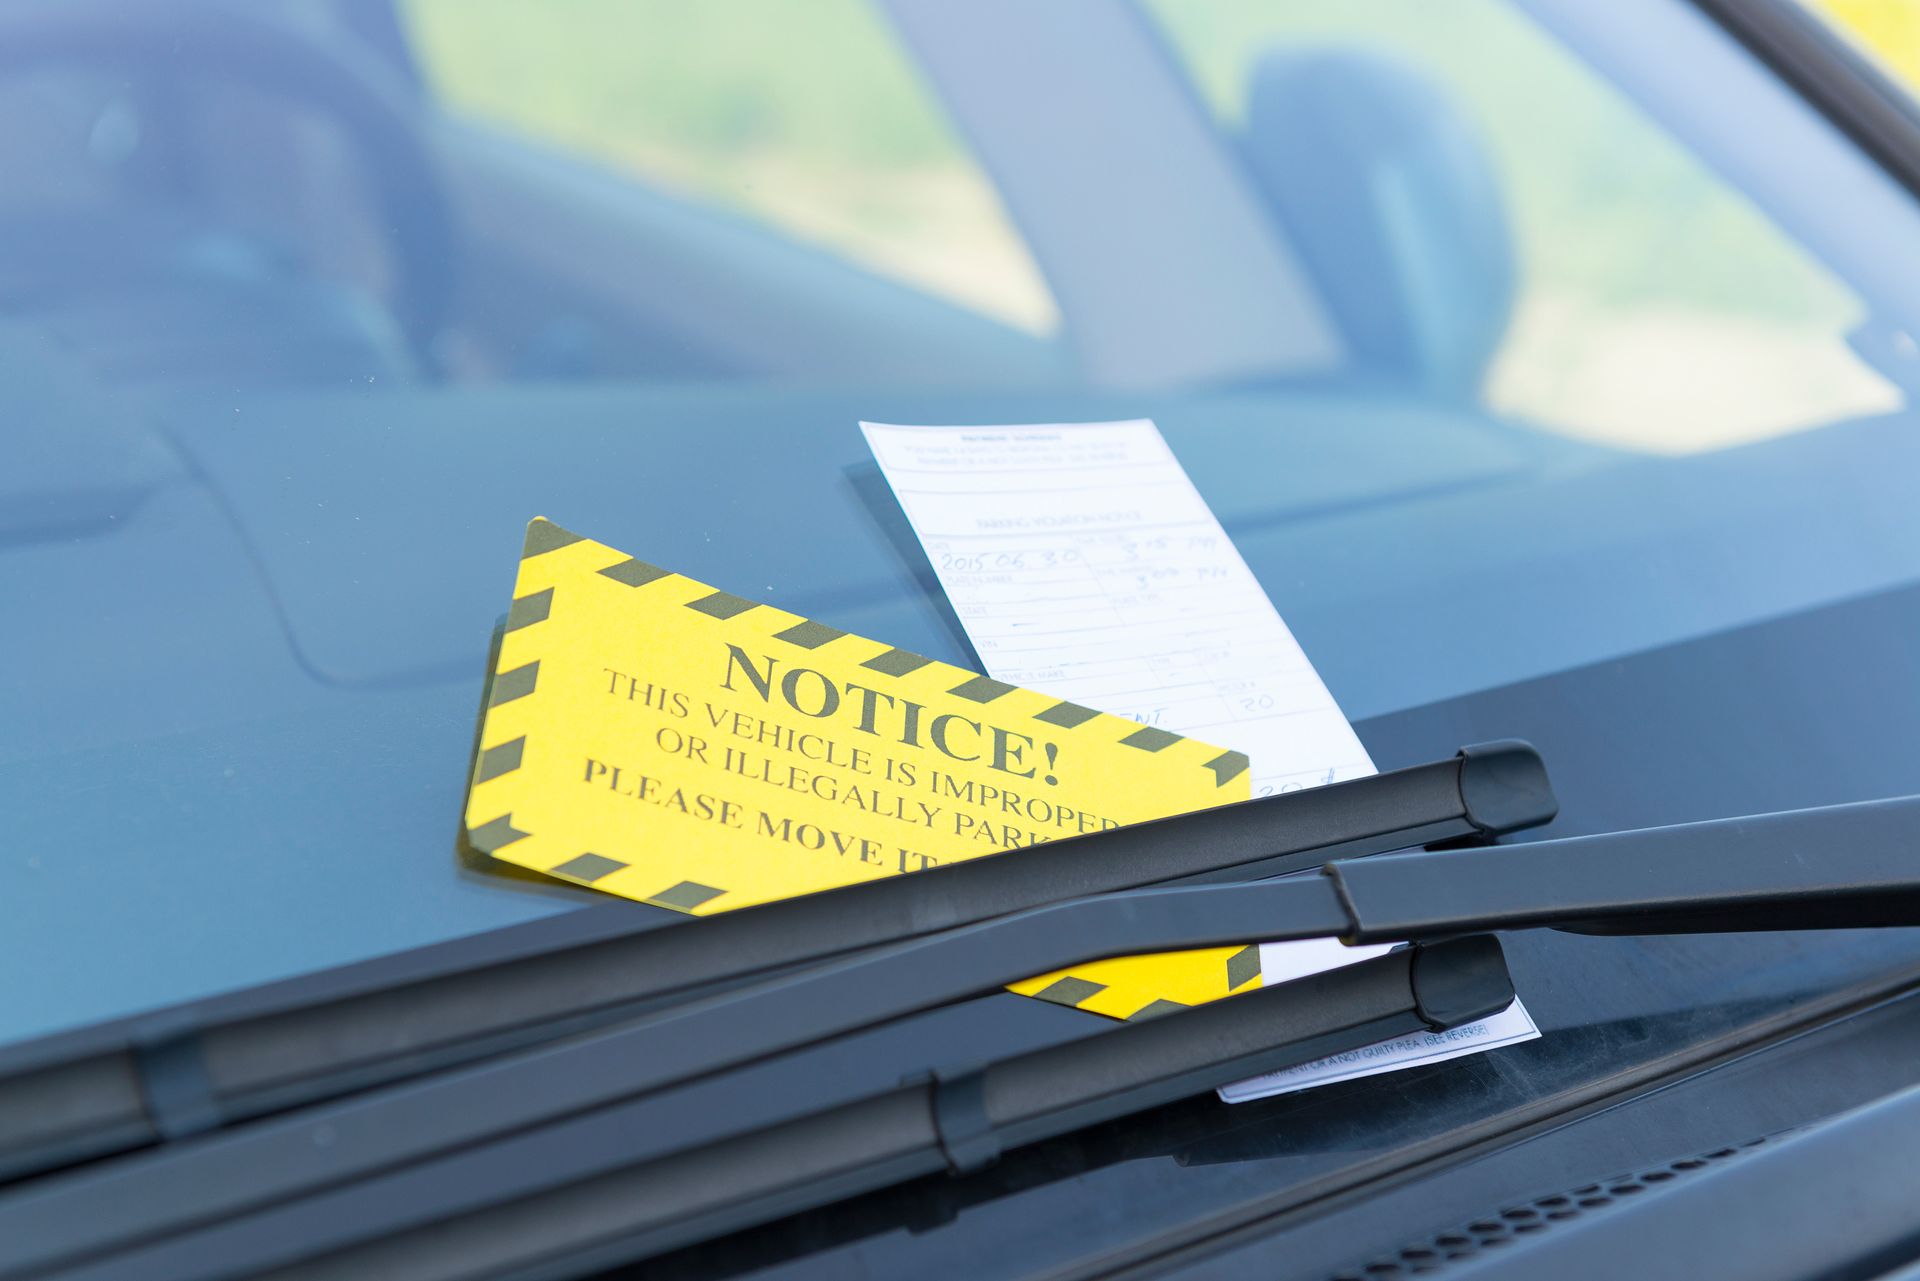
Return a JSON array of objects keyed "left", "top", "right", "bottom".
[
  {"left": 0, "top": 940, "right": 1515, "bottom": 1281},
  {"left": 610, "top": 789, "right": 1920, "bottom": 1077},
  {"left": 11, "top": 789, "right": 1920, "bottom": 1281},
  {"left": 0, "top": 741, "right": 1554, "bottom": 1185}
]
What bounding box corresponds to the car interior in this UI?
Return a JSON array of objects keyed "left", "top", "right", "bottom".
[{"left": 9, "top": 0, "right": 1920, "bottom": 1042}]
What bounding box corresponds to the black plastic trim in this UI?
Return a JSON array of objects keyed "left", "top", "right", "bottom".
[
  {"left": 0, "top": 744, "right": 1549, "bottom": 1186},
  {"left": 1456, "top": 741, "right": 1558, "bottom": 837},
  {"left": 1444, "top": 1081, "right": 1920, "bottom": 1279},
  {"left": 1694, "top": 0, "right": 1920, "bottom": 206},
  {"left": 6, "top": 942, "right": 1509, "bottom": 1281}
]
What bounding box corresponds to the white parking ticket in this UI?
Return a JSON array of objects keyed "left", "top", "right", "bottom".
[{"left": 861, "top": 419, "right": 1537, "bottom": 1101}]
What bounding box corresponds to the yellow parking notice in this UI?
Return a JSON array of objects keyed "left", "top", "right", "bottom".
[{"left": 464, "top": 518, "right": 1257, "bottom": 1019}]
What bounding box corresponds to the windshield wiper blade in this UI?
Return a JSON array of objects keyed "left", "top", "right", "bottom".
[
  {"left": 0, "top": 741, "right": 1553, "bottom": 1185},
  {"left": 0, "top": 938, "right": 1516, "bottom": 1281},
  {"left": 11, "top": 790, "right": 1916, "bottom": 1279},
  {"left": 618, "top": 789, "right": 1920, "bottom": 1079},
  {"left": 251, "top": 789, "right": 1920, "bottom": 1132}
]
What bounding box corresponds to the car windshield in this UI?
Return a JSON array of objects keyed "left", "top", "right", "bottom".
[{"left": 11, "top": 0, "right": 1920, "bottom": 1214}]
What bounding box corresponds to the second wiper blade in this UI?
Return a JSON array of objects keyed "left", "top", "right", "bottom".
[
  {"left": 2, "top": 939, "right": 1516, "bottom": 1281},
  {"left": 13, "top": 784, "right": 1912, "bottom": 1280},
  {"left": 0, "top": 741, "right": 1553, "bottom": 1183},
  {"left": 25, "top": 786, "right": 1910, "bottom": 1278}
]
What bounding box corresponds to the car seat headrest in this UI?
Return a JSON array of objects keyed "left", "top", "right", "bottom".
[{"left": 1242, "top": 46, "right": 1516, "bottom": 398}]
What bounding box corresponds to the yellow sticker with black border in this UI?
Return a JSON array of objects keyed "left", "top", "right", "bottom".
[{"left": 464, "top": 518, "right": 1259, "bottom": 1021}]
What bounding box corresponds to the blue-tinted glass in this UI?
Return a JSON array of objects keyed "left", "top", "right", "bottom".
[{"left": 4, "top": 0, "right": 1919, "bottom": 1052}]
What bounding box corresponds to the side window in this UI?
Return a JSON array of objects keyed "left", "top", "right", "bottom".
[
  {"left": 399, "top": 0, "right": 1056, "bottom": 335},
  {"left": 1149, "top": 0, "right": 1902, "bottom": 452},
  {"left": 1802, "top": 1, "right": 1920, "bottom": 93}
]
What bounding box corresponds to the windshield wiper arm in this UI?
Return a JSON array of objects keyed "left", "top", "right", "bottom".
[
  {"left": 11, "top": 790, "right": 1918, "bottom": 1280},
  {"left": 0, "top": 741, "right": 1553, "bottom": 1185},
  {"left": 1324, "top": 790, "right": 1920, "bottom": 941},
  {"left": 633, "top": 789, "right": 1920, "bottom": 1081},
  {"left": 352, "top": 791, "right": 1920, "bottom": 1122},
  {"left": 0, "top": 938, "right": 1516, "bottom": 1281}
]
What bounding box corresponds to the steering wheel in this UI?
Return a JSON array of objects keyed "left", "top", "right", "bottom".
[{"left": 0, "top": 0, "right": 456, "bottom": 372}]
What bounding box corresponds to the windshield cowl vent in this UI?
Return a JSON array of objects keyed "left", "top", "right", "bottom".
[{"left": 1327, "top": 1135, "right": 1780, "bottom": 1280}]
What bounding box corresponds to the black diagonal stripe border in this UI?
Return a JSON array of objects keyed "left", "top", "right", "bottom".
[
  {"left": 1204, "top": 750, "right": 1251, "bottom": 786},
  {"left": 949, "top": 675, "right": 1017, "bottom": 703},
  {"left": 599, "top": 557, "right": 673, "bottom": 588},
  {"left": 522, "top": 518, "right": 584, "bottom": 559},
  {"left": 862, "top": 647, "right": 935, "bottom": 677},
  {"left": 504, "top": 587, "right": 554, "bottom": 632},
  {"left": 1120, "top": 726, "right": 1183, "bottom": 752},
  {"left": 686, "top": 591, "right": 758, "bottom": 620},
  {"left": 489, "top": 661, "right": 539, "bottom": 706},
  {"left": 475, "top": 736, "right": 527, "bottom": 783},
  {"left": 1034, "top": 701, "right": 1100, "bottom": 729},
  {"left": 646, "top": 880, "right": 727, "bottom": 911},
  {"left": 1030, "top": 975, "right": 1106, "bottom": 1008},
  {"left": 773, "top": 619, "right": 846, "bottom": 650},
  {"left": 549, "top": 852, "right": 628, "bottom": 883},
  {"left": 467, "top": 813, "right": 530, "bottom": 853},
  {"left": 1226, "top": 944, "right": 1261, "bottom": 990}
]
